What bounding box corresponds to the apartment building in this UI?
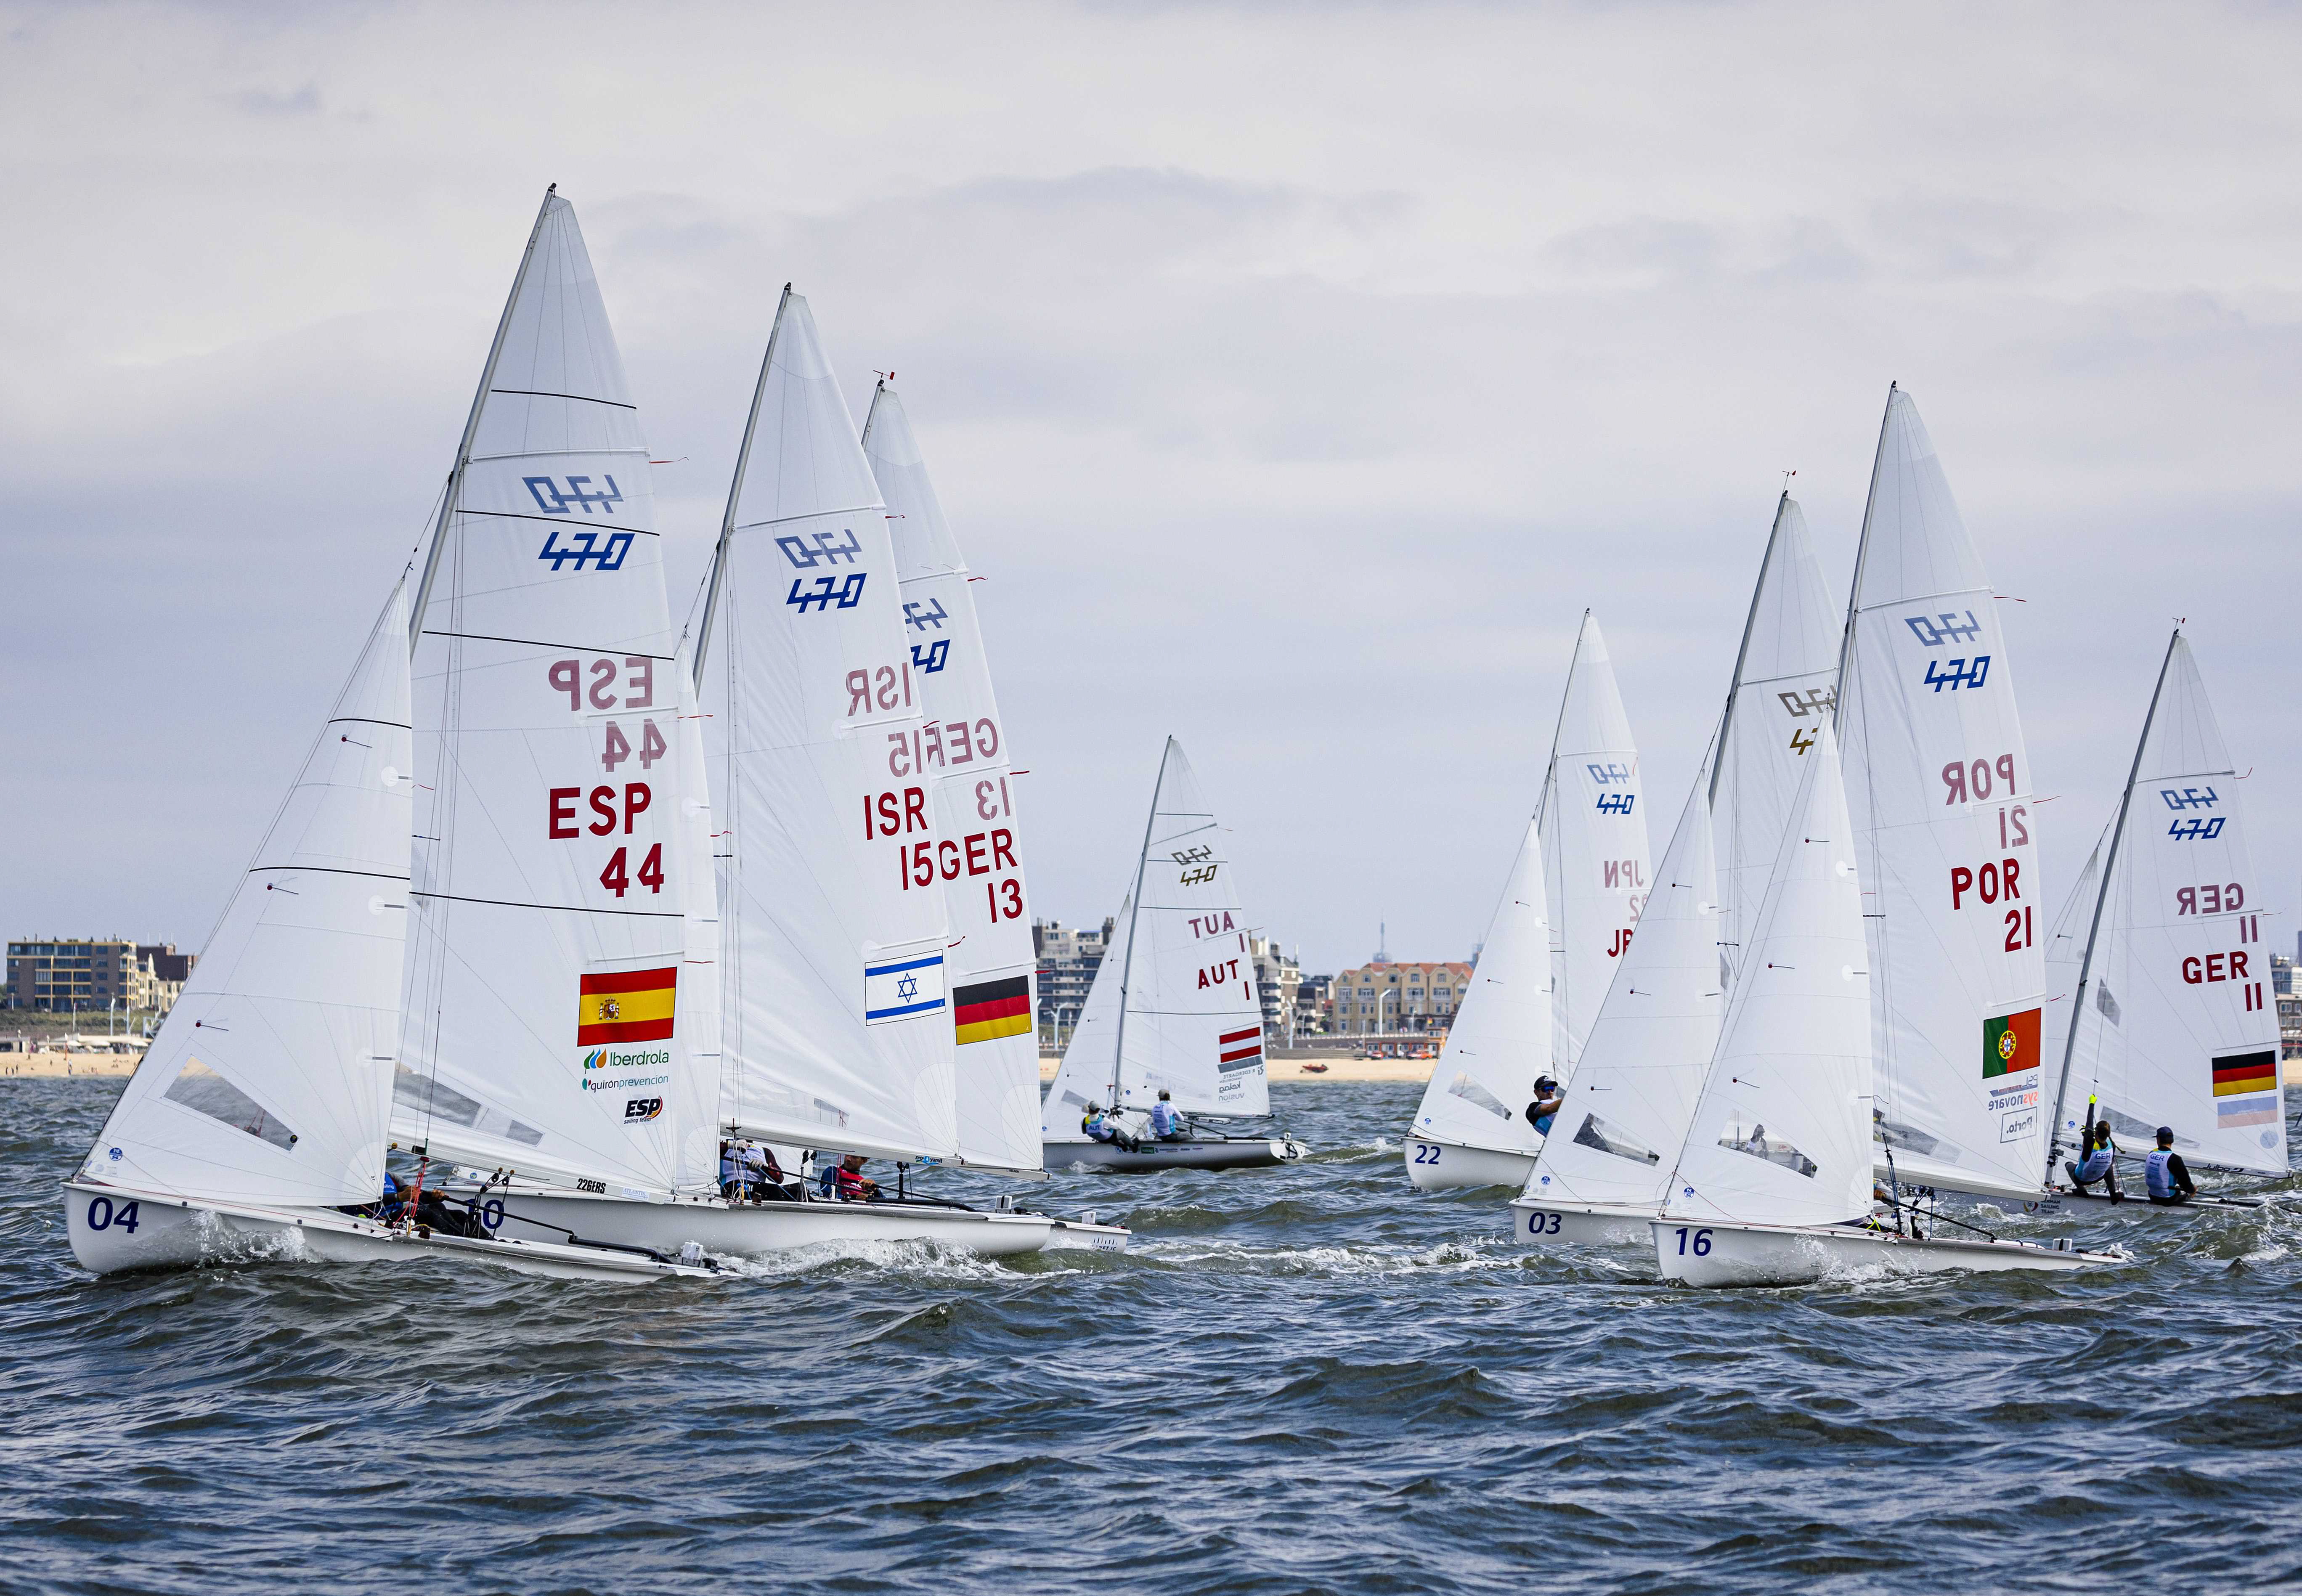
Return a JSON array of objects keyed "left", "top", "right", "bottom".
[
  {"left": 1328, "top": 960, "right": 1475, "bottom": 1033},
  {"left": 6, "top": 937, "right": 195, "bottom": 1014},
  {"left": 1033, "top": 917, "right": 1114, "bottom": 1037}
]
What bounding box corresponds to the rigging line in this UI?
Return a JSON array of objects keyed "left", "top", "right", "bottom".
[
  {"left": 328, "top": 716, "right": 413, "bottom": 730},
  {"left": 247, "top": 865, "right": 410, "bottom": 881},
  {"left": 1713, "top": 491, "right": 1789, "bottom": 807},
  {"left": 486, "top": 387, "right": 636, "bottom": 409},
  {"left": 408, "top": 891, "right": 684, "bottom": 920},
  {"left": 417, "top": 628, "right": 677, "bottom": 662},
  {"left": 728, "top": 504, "right": 887, "bottom": 533},
  {"left": 459, "top": 506, "right": 663, "bottom": 535}
]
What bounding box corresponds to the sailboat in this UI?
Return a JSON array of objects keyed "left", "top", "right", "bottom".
[
  {"left": 1650, "top": 722, "right": 2114, "bottom": 1285},
  {"left": 383, "top": 209, "right": 1059, "bottom": 1256},
  {"left": 2041, "top": 629, "right": 2281, "bottom": 1209},
  {"left": 65, "top": 585, "right": 703, "bottom": 1281},
  {"left": 1401, "top": 610, "right": 1648, "bottom": 1188},
  {"left": 1835, "top": 385, "right": 2060, "bottom": 1208},
  {"left": 1042, "top": 738, "right": 1308, "bottom": 1171},
  {"left": 1512, "top": 493, "right": 1835, "bottom": 1237},
  {"left": 861, "top": 376, "right": 1128, "bottom": 1249}
]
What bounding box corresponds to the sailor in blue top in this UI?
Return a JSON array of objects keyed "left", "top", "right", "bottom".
[
  {"left": 1525, "top": 1076, "right": 1565, "bottom": 1137},
  {"left": 1149, "top": 1091, "right": 1187, "bottom": 1142},
  {"left": 2143, "top": 1126, "right": 2197, "bottom": 1205},
  {"left": 2064, "top": 1119, "right": 2123, "bottom": 1201}
]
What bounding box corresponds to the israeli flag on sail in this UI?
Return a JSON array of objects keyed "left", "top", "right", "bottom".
[{"left": 864, "top": 954, "right": 947, "bottom": 1025}]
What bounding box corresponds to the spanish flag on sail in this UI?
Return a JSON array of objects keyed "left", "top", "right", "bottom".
[
  {"left": 578, "top": 966, "right": 678, "bottom": 1045},
  {"left": 952, "top": 975, "right": 1032, "bottom": 1046}
]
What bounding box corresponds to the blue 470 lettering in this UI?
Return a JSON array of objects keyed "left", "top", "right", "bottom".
[
  {"left": 1596, "top": 793, "right": 1636, "bottom": 815},
  {"left": 789, "top": 573, "right": 867, "bottom": 613},
  {"left": 902, "top": 598, "right": 948, "bottom": 631},
  {"left": 777, "top": 528, "right": 860, "bottom": 567},
  {"left": 526, "top": 475, "right": 624, "bottom": 516},
  {"left": 2163, "top": 787, "right": 2223, "bottom": 841},
  {"left": 1904, "top": 610, "right": 1982, "bottom": 647},
  {"left": 1924, "top": 655, "right": 1991, "bottom": 692},
  {"left": 1587, "top": 761, "right": 1633, "bottom": 785},
  {"left": 529, "top": 475, "right": 633, "bottom": 567}
]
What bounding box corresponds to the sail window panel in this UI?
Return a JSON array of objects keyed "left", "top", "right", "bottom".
[
  {"left": 165, "top": 1059, "right": 297, "bottom": 1152},
  {"left": 1443, "top": 1072, "right": 1513, "bottom": 1121},
  {"left": 1572, "top": 1111, "right": 1661, "bottom": 1167},
  {"left": 1716, "top": 1111, "right": 1817, "bottom": 1177}
]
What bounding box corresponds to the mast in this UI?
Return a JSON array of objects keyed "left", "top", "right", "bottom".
[
  {"left": 1711, "top": 493, "right": 1788, "bottom": 805},
  {"left": 1109, "top": 738, "right": 1173, "bottom": 1108},
  {"left": 1532, "top": 609, "right": 1588, "bottom": 836},
  {"left": 2044, "top": 626, "right": 2183, "bottom": 1176},
  {"left": 1830, "top": 383, "right": 1897, "bottom": 732},
  {"left": 408, "top": 185, "right": 558, "bottom": 655},
  {"left": 692, "top": 283, "right": 791, "bottom": 686}
]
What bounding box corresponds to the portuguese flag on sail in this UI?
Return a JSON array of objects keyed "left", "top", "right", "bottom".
[
  {"left": 953, "top": 975, "right": 1032, "bottom": 1046},
  {"left": 1983, "top": 1007, "right": 2041, "bottom": 1079},
  {"left": 577, "top": 966, "right": 678, "bottom": 1045}
]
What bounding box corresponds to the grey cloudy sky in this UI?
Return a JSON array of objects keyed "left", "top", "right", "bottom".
[{"left": 6, "top": 1, "right": 2300, "bottom": 976}]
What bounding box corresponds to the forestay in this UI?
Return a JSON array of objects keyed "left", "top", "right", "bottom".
[
  {"left": 1525, "top": 750, "right": 1724, "bottom": 1211},
  {"left": 1659, "top": 724, "right": 1872, "bottom": 1229},
  {"left": 83, "top": 587, "right": 414, "bottom": 1208},
  {"left": 862, "top": 380, "right": 1041, "bottom": 1174},
  {"left": 1837, "top": 387, "right": 2049, "bottom": 1204},
  {"left": 1042, "top": 894, "right": 1133, "bottom": 1138},
  {"left": 1540, "top": 612, "right": 1652, "bottom": 1073},
  {"left": 1407, "top": 811, "right": 1553, "bottom": 1156},
  {"left": 397, "top": 191, "right": 707, "bottom": 1194},
  {"left": 669, "top": 646, "right": 725, "bottom": 1187},
  {"left": 2052, "top": 634, "right": 2285, "bottom": 1174},
  {"left": 699, "top": 290, "right": 960, "bottom": 1166},
  {"left": 1712, "top": 495, "right": 1840, "bottom": 986},
  {"left": 1043, "top": 739, "right": 1270, "bottom": 1131}
]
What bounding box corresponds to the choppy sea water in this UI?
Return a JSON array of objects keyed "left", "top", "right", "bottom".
[{"left": 8, "top": 1078, "right": 2302, "bottom": 1595}]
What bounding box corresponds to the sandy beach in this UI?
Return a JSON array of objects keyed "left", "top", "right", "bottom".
[{"left": 1, "top": 1050, "right": 141, "bottom": 1079}]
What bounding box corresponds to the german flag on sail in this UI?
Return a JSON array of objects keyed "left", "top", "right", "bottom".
[
  {"left": 2212, "top": 1049, "right": 2278, "bottom": 1098},
  {"left": 1217, "top": 1025, "right": 1263, "bottom": 1074},
  {"left": 577, "top": 966, "right": 678, "bottom": 1045},
  {"left": 1983, "top": 1007, "right": 2041, "bottom": 1079},
  {"left": 953, "top": 976, "right": 1032, "bottom": 1046}
]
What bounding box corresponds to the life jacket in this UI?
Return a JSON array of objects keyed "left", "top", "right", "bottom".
[
  {"left": 2144, "top": 1149, "right": 2178, "bottom": 1200},
  {"left": 2074, "top": 1147, "right": 2114, "bottom": 1180},
  {"left": 1150, "top": 1102, "right": 1179, "bottom": 1136},
  {"left": 1083, "top": 1110, "right": 1111, "bottom": 1141},
  {"left": 719, "top": 1148, "right": 740, "bottom": 1186},
  {"left": 833, "top": 1164, "right": 867, "bottom": 1199}
]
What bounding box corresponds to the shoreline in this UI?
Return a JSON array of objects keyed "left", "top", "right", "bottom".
[
  {"left": 1039, "top": 1052, "right": 1437, "bottom": 1085},
  {"left": 1, "top": 1052, "right": 141, "bottom": 1079}
]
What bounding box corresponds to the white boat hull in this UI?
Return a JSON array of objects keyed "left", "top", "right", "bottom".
[
  {"left": 475, "top": 1183, "right": 1060, "bottom": 1258},
  {"left": 1650, "top": 1215, "right": 2117, "bottom": 1287},
  {"left": 1404, "top": 1138, "right": 1538, "bottom": 1191},
  {"left": 1042, "top": 1137, "right": 1305, "bottom": 1172},
  {"left": 63, "top": 1181, "right": 707, "bottom": 1282},
  {"left": 1039, "top": 1218, "right": 1131, "bottom": 1252},
  {"left": 2036, "top": 1186, "right": 2262, "bottom": 1212},
  {"left": 1509, "top": 1196, "right": 1650, "bottom": 1245}
]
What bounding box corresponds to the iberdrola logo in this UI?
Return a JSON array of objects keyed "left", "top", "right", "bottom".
[{"left": 582, "top": 1049, "right": 607, "bottom": 1071}]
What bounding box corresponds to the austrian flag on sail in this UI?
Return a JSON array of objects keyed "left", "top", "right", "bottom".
[
  {"left": 1219, "top": 1026, "right": 1264, "bottom": 1073},
  {"left": 577, "top": 967, "right": 678, "bottom": 1045}
]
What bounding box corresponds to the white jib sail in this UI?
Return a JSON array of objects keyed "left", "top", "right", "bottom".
[
  {"left": 396, "top": 190, "right": 705, "bottom": 1194},
  {"left": 83, "top": 586, "right": 414, "bottom": 1208},
  {"left": 1540, "top": 612, "right": 1652, "bottom": 1074},
  {"left": 670, "top": 645, "right": 725, "bottom": 1188},
  {"left": 1837, "top": 386, "right": 2050, "bottom": 1204},
  {"left": 2040, "top": 826, "right": 2106, "bottom": 1108},
  {"left": 2052, "top": 634, "right": 2286, "bottom": 1175},
  {"left": 1659, "top": 723, "right": 1873, "bottom": 1230},
  {"left": 1043, "top": 739, "right": 1270, "bottom": 1132},
  {"left": 1712, "top": 494, "right": 1841, "bottom": 987},
  {"left": 1408, "top": 811, "right": 1553, "bottom": 1156},
  {"left": 1042, "top": 892, "right": 1133, "bottom": 1139},
  {"left": 698, "top": 289, "right": 960, "bottom": 1165},
  {"left": 862, "top": 380, "right": 1041, "bottom": 1174},
  {"left": 1525, "top": 748, "right": 1724, "bottom": 1211}
]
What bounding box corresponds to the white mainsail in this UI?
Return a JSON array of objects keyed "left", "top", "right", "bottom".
[
  {"left": 861, "top": 379, "right": 1041, "bottom": 1174},
  {"left": 1525, "top": 752, "right": 1724, "bottom": 1210},
  {"left": 1406, "top": 814, "right": 1553, "bottom": 1156},
  {"left": 1712, "top": 494, "right": 1841, "bottom": 984},
  {"left": 1043, "top": 739, "right": 1270, "bottom": 1136},
  {"left": 669, "top": 646, "right": 725, "bottom": 1186},
  {"left": 1658, "top": 723, "right": 1872, "bottom": 1229},
  {"left": 2048, "top": 632, "right": 2286, "bottom": 1175},
  {"left": 1540, "top": 612, "right": 1652, "bottom": 1073},
  {"left": 82, "top": 586, "right": 414, "bottom": 1208},
  {"left": 395, "top": 190, "right": 706, "bottom": 1194},
  {"left": 2040, "top": 826, "right": 2106, "bottom": 1100},
  {"left": 697, "top": 289, "right": 960, "bottom": 1166},
  {"left": 1837, "top": 386, "right": 2050, "bottom": 1204}
]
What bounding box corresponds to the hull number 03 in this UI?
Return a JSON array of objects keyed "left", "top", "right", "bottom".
[
  {"left": 1673, "top": 1226, "right": 1713, "bottom": 1257},
  {"left": 1526, "top": 1211, "right": 1562, "bottom": 1235}
]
